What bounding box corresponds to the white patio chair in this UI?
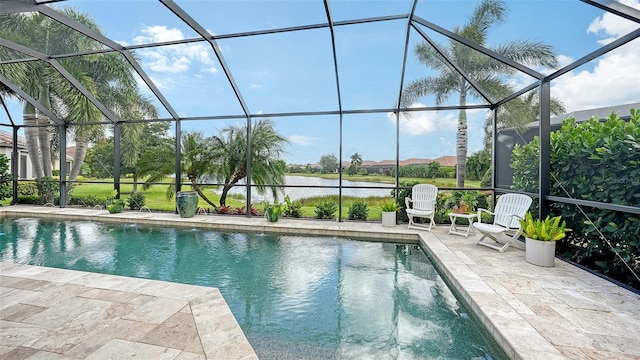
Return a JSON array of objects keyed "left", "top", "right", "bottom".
[
  {"left": 473, "top": 193, "right": 532, "bottom": 252},
  {"left": 405, "top": 184, "right": 438, "bottom": 231}
]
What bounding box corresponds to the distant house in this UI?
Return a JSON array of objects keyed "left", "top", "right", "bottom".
[
  {"left": 0, "top": 130, "right": 33, "bottom": 179},
  {"left": 432, "top": 156, "right": 457, "bottom": 167},
  {"left": 0, "top": 130, "right": 74, "bottom": 179},
  {"left": 338, "top": 157, "right": 458, "bottom": 175},
  {"left": 53, "top": 146, "right": 75, "bottom": 175}
]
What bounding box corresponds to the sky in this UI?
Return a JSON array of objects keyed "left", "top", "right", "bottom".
[{"left": 2, "top": 0, "right": 639, "bottom": 165}]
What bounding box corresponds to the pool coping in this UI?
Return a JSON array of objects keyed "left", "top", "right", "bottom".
[{"left": 2, "top": 205, "right": 640, "bottom": 360}]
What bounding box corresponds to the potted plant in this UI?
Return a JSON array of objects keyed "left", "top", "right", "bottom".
[
  {"left": 264, "top": 200, "right": 287, "bottom": 222},
  {"left": 453, "top": 192, "right": 477, "bottom": 214},
  {"left": 106, "top": 198, "right": 125, "bottom": 214},
  {"left": 519, "top": 212, "right": 571, "bottom": 267},
  {"left": 381, "top": 202, "right": 399, "bottom": 227}
]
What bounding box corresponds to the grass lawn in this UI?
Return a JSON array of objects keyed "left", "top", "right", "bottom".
[
  {"left": 4, "top": 175, "right": 481, "bottom": 221},
  {"left": 70, "top": 180, "right": 245, "bottom": 211}
]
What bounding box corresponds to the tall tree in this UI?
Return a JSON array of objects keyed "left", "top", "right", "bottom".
[
  {"left": 0, "top": 9, "right": 157, "bottom": 185},
  {"left": 401, "top": 0, "right": 558, "bottom": 187},
  {"left": 483, "top": 89, "right": 565, "bottom": 149},
  {"left": 211, "top": 119, "right": 288, "bottom": 207},
  {"left": 319, "top": 154, "right": 339, "bottom": 174},
  {"left": 141, "top": 119, "right": 289, "bottom": 208},
  {"left": 350, "top": 152, "right": 363, "bottom": 172}
]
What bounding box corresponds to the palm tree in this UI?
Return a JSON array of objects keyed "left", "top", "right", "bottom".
[
  {"left": 211, "top": 119, "right": 289, "bottom": 207},
  {"left": 401, "top": 0, "right": 558, "bottom": 187},
  {"left": 0, "top": 9, "right": 156, "bottom": 184},
  {"left": 1, "top": 10, "right": 100, "bottom": 178},
  {"left": 141, "top": 119, "right": 289, "bottom": 208},
  {"left": 483, "top": 89, "right": 565, "bottom": 148},
  {"left": 350, "top": 152, "right": 363, "bottom": 173}
]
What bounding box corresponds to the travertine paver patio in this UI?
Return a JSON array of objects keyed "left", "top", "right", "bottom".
[
  {"left": 0, "top": 262, "right": 257, "bottom": 360},
  {"left": 1, "top": 205, "right": 639, "bottom": 359}
]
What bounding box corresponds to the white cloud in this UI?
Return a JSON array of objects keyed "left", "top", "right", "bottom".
[
  {"left": 289, "top": 135, "right": 314, "bottom": 146},
  {"left": 556, "top": 55, "right": 574, "bottom": 68},
  {"left": 552, "top": 0, "right": 640, "bottom": 112},
  {"left": 250, "top": 84, "right": 263, "bottom": 90},
  {"left": 587, "top": 0, "right": 640, "bottom": 45},
  {"left": 203, "top": 67, "right": 219, "bottom": 75},
  {"left": 133, "top": 25, "right": 219, "bottom": 76},
  {"left": 388, "top": 103, "right": 458, "bottom": 136}
]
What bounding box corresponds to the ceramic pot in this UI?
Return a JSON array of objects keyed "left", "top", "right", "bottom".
[
  {"left": 176, "top": 191, "right": 199, "bottom": 218},
  {"left": 381, "top": 211, "right": 396, "bottom": 227},
  {"left": 525, "top": 237, "right": 556, "bottom": 267}
]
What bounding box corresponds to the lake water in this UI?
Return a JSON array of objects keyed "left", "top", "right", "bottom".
[{"left": 216, "top": 175, "right": 395, "bottom": 202}]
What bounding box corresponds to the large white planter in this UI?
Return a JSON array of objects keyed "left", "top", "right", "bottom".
[
  {"left": 525, "top": 237, "right": 556, "bottom": 267},
  {"left": 381, "top": 211, "right": 396, "bottom": 227}
]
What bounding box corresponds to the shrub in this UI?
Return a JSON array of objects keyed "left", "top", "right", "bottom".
[
  {"left": 348, "top": 200, "right": 368, "bottom": 221},
  {"left": 315, "top": 200, "right": 337, "bottom": 220},
  {"left": 467, "top": 149, "right": 490, "bottom": 181},
  {"left": 127, "top": 192, "right": 146, "bottom": 210},
  {"left": 0, "top": 154, "right": 12, "bottom": 202},
  {"left": 283, "top": 195, "right": 302, "bottom": 218},
  {"left": 18, "top": 181, "right": 38, "bottom": 196},
  {"left": 480, "top": 168, "right": 492, "bottom": 187},
  {"left": 69, "top": 195, "right": 102, "bottom": 207},
  {"left": 511, "top": 109, "right": 640, "bottom": 289},
  {"left": 36, "top": 177, "right": 59, "bottom": 205},
  {"left": 17, "top": 195, "right": 40, "bottom": 204}
]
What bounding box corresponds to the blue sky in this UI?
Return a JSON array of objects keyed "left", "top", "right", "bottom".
[{"left": 2, "top": 0, "right": 639, "bottom": 165}]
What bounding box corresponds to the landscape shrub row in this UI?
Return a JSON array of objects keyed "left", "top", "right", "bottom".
[{"left": 511, "top": 110, "right": 639, "bottom": 289}]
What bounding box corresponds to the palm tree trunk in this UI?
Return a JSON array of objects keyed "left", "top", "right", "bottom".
[
  {"left": 456, "top": 89, "right": 468, "bottom": 188},
  {"left": 38, "top": 86, "right": 53, "bottom": 177},
  {"left": 219, "top": 184, "right": 232, "bottom": 207},
  {"left": 23, "top": 103, "right": 44, "bottom": 179},
  {"left": 37, "top": 115, "right": 52, "bottom": 177},
  {"left": 132, "top": 172, "right": 138, "bottom": 193},
  {"left": 219, "top": 169, "right": 246, "bottom": 207},
  {"left": 68, "top": 135, "right": 89, "bottom": 181},
  {"left": 188, "top": 178, "right": 217, "bottom": 208}
]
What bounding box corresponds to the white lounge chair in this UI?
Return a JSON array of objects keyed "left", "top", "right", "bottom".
[
  {"left": 405, "top": 184, "right": 438, "bottom": 231},
  {"left": 473, "top": 193, "right": 532, "bottom": 252}
]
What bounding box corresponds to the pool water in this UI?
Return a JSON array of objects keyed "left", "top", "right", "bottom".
[{"left": 0, "top": 218, "right": 506, "bottom": 359}]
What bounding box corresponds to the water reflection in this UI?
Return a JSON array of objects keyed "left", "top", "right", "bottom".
[{"left": 0, "top": 218, "right": 505, "bottom": 359}]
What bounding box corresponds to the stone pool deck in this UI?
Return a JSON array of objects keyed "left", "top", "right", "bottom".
[{"left": 1, "top": 205, "right": 639, "bottom": 360}]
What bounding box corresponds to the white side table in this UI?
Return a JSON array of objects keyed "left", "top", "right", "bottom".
[{"left": 448, "top": 213, "right": 478, "bottom": 237}]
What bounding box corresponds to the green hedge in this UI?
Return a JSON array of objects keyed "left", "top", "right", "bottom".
[{"left": 511, "top": 109, "right": 640, "bottom": 289}]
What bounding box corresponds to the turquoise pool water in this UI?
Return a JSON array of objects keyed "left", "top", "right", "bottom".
[{"left": 0, "top": 218, "right": 506, "bottom": 359}]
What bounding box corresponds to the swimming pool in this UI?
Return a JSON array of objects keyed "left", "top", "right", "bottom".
[{"left": 0, "top": 217, "right": 506, "bottom": 359}]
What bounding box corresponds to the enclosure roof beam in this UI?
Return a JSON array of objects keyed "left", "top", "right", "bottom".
[
  {"left": 411, "top": 23, "right": 495, "bottom": 105},
  {"left": 0, "top": 38, "right": 119, "bottom": 123},
  {"left": 0, "top": 95, "right": 15, "bottom": 125},
  {"left": 37, "top": 5, "right": 181, "bottom": 121},
  {"left": 160, "top": 0, "right": 251, "bottom": 118},
  {"left": 0, "top": 73, "right": 63, "bottom": 125},
  {"left": 412, "top": 16, "right": 545, "bottom": 80},
  {"left": 582, "top": 0, "right": 640, "bottom": 23},
  {"left": 323, "top": 0, "right": 343, "bottom": 116}
]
